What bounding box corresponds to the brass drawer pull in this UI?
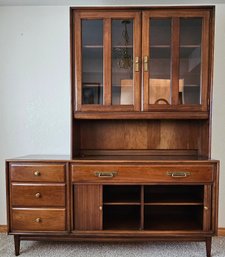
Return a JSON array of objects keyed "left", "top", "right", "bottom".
[
  {"left": 95, "top": 172, "right": 118, "bottom": 178},
  {"left": 35, "top": 218, "right": 42, "bottom": 223},
  {"left": 34, "top": 171, "right": 41, "bottom": 176},
  {"left": 35, "top": 192, "right": 41, "bottom": 198},
  {"left": 167, "top": 171, "right": 191, "bottom": 178}
]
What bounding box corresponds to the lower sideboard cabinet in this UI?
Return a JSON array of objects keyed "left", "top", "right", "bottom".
[{"left": 6, "top": 158, "right": 219, "bottom": 257}]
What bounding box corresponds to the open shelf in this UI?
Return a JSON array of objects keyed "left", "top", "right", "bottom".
[
  {"left": 103, "top": 185, "right": 141, "bottom": 204},
  {"left": 103, "top": 205, "right": 141, "bottom": 230},
  {"left": 144, "top": 185, "right": 204, "bottom": 205},
  {"left": 144, "top": 205, "right": 203, "bottom": 230}
]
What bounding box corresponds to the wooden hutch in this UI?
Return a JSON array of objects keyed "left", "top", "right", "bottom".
[{"left": 6, "top": 6, "right": 219, "bottom": 257}]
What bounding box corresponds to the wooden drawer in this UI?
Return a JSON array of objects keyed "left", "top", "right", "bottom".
[
  {"left": 12, "top": 208, "right": 66, "bottom": 231},
  {"left": 10, "top": 163, "right": 65, "bottom": 182},
  {"left": 71, "top": 164, "right": 214, "bottom": 183},
  {"left": 11, "top": 184, "right": 66, "bottom": 207}
]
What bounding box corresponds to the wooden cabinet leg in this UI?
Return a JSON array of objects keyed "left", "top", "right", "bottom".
[
  {"left": 206, "top": 237, "right": 212, "bottom": 257},
  {"left": 14, "top": 235, "right": 20, "bottom": 256}
]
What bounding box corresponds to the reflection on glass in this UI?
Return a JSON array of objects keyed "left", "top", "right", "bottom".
[
  {"left": 179, "top": 18, "right": 202, "bottom": 105},
  {"left": 82, "top": 20, "right": 103, "bottom": 104},
  {"left": 112, "top": 19, "right": 134, "bottom": 105},
  {"left": 149, "top": 19, "right": 172, "bottom": 105}
]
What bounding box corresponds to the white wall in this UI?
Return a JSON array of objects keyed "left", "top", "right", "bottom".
[
  {"left": 0, "top": 6, "right": 70, "bottom": 223},
  {"left": 0, "top": 4, "right": 225, "bottom": 227},
  {"left": 212, "top": 4, "right": 225, "bottom": 228}
]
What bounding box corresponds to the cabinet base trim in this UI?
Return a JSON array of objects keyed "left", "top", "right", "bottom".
[
  {"left": 0, "top": 225, "right": 7, "bottom": 232},
  {"left": 218, "top": 228, "right": 225, "bottom": 236}
]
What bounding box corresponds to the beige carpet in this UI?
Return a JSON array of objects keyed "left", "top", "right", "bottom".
[{"left": 0, "top": 234, "right": 225, "bottom": 257}]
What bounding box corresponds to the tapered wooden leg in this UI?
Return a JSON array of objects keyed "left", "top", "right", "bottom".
[
  {"left": 14, "top": 235, "right": 20, "bottom": 256},
  {"left": 206, "top": 237, "right": 212, "bottom": 257}
]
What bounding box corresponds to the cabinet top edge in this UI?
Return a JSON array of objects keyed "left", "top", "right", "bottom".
[
  {"left": 5, "top": 155, "right": 219, "bottom": 164},
  {"left": 70, "top": 6, "right": 215, "bottom": 11}
]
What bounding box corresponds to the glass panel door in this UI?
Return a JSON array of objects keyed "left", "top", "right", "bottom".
[
  {"left": 142, "top": 10, "right": 209, "bottom": 112},
  {"left": 149, "top": 19, "right": 172, "bottom": 105},
  {"left": 82, "top": 20, "right": 103, "bottom": 105},
  {"left": 75, "top": 11, "right": 141, "bottom": 112},
  {"left": 179, "top": 18, "right": 202, "bottom": 105},
  {"left": 112, "top": 19, "right": 134, "bottom": 105}
]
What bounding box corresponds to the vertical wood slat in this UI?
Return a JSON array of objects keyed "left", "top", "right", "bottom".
[
  {"left": 104, "top": 19, "right": 112, "bottom": 106},
  {"left": 203, "top": 185, "right": 212, "bottom": 232},
  {"left": 201, "top": 13, "right": 210, "bottom": 111},
  {"left": 171, "top": 18, "right": 180, "bottom": 106},
  {"left": 74, "top": 13, "right": 82, "bottom": 111},
  {"left": 134, "top": 12, "right": 142, "bottom": 111},
  {"left": 142, "top": 12, "right": 150, "bottom": 111}
]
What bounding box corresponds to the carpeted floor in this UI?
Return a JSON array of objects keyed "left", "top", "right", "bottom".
[{"left": 0, "top": 234, "right": 225, "bottom": 257}]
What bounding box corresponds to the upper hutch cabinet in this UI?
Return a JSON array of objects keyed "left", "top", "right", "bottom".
[{"left": 72, "top": 7, "right": 213, "bottom": 115}]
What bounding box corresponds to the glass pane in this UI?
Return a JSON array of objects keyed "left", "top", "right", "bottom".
[
  {"left": 179, "top": 18, "right": 202, "bottom": 105},
  {"left": 82, "top": 20, "right": 103, "bottom": 105},
  {"left": 149, "top": 19, "right": 172, "bottom": 105},
  {"left": 112, "top": 19, "right": 133, "bottom": 105}
]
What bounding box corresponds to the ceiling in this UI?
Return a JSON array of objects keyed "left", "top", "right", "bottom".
[{"left": 0, "top": 0, "right": 224, "bottom": 6}]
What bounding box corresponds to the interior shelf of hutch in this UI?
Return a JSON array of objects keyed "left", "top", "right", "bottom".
[{"left": 72, "top": 119, "right": 209, "bottom": 160}]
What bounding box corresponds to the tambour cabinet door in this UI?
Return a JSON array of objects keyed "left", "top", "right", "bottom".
[{"left": 74, "top": 184, "right": 102, "bottom": 230}]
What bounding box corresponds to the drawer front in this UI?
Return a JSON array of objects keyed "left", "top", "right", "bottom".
[
  {"left": 10, "top": 163, "right": 65, "bottom": 182},
  {"left": 71, "top": 164, "right": 214, "bottom": 183},
  {"left": 11, "top": 184, "right": 66, "bottom": 207},
  {"left": 12, "top": 209, "right": 66, "bottom": 231}
]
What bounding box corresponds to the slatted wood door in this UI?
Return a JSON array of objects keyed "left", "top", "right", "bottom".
[{"left": 74, "top": 184, "right": 102, "bottom": 230}]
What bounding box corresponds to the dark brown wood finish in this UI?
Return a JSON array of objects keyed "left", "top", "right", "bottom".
[
  {"left": 74, "top": 184, "right": 102, "bottom": 230},
  {"left": 14, "top": 235, "right": 20, "bottom": 256},
  {"left": 71, "top": 164, "right": 214, "bottom": 183},
  {"left": 171, "top": 17, "right": 180, "bottom": 106},
  {"left": 10, "top": 163, "right": 65, "bottom": 183},
  {"left": 206, "top": 237, "right": 212, "bottom": 257},
  {"left": 203, "top": 185, "right": 212, "bottom": 232},
  {"left": 104, "top": 18, "right": 112, "bottom": 106},
  {"left": 12, "top": 208, "right": 66, "bottom": 231},
  {"left": 11, "top": 184, "right": 66, "bottom": 207},
  {"left": 5, "top": 6, "right": 218, "bottom": 257}
]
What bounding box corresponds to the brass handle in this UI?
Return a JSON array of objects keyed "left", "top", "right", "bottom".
[
  {"left": 143, "top": 56, "right": 148, "bottom": 72},
  {"left": 204, "top": 206, "right": 209, "bottom": 210},
  {"left": 35, "top": 218, "right": 42, "bottom": 223},
  {"left": 135, "top": 57, "right": 140, "bottom": 72},
  {"left": 34, "top": 171, "right": 41, "bottom": 176},
  {"left": 167, "top": 172, "right": 191, "bottom": 178},
  {"left": 35, "top": 192, "right": 41, "bottom": 198},
  {"left": 99, "top": 206, "right": 103, "bottom": 211},
  {"left": 95, "top": 172, "right": 118, "bottom": 178}
]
